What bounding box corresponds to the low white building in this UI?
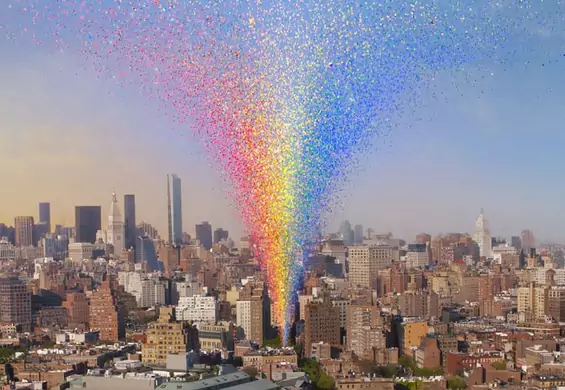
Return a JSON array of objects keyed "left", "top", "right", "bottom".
[{"left": 176, "top": 296, "right": 218, "bottom": 323}]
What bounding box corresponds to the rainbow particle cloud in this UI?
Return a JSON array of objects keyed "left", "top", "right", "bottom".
[{"left": 6, "top": 0, "right": 564, "bottom": 343}]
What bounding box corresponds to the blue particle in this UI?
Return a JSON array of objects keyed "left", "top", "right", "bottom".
[{"left": 87, "top": 34, "right": 93, "bottom": 40}]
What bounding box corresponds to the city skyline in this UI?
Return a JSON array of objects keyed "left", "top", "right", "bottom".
[{"left": 0, "top": 194, "right": 552, "bottom": 245}]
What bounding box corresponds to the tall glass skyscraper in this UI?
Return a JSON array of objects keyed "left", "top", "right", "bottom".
[
  {"left": 38, "top": 202, "right": 51, "bottom": 232},
  {"left": 167, "top": 174, "right": 183, "bottom": 246},
  {"left": 124, "top": 194, "right": 136, "bottom": 250}
]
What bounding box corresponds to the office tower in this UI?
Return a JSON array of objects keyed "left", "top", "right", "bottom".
[
  {"left": 213, "top": 228, "right": 229, "bottom": 244},
  {"left": 89, "top": 279, "right": 125, "bottom": 341},
  {"left": 353, "top": 224, "right": 364, "bottom": 244},
  {"left": 167, "top": 174, "right": 183, "bottom": 246},
  {"left": 521, "top": 230, "right": 536, "bottom": 253},
  {"left": 107, "top": 192, "right": 125, "bottom": 254},
  {"left": 135, "top": 236, "right": 161, "bottom": 272},
  {"left": 338, "top": 220, "right": 354, "bottom": 245},
  {"left": 75, "top": 206, "right": 102, "bottom": 244},
  {"left": 0, "top": 277, "right": 32, "bottom": 331},
  {"left": 304, "top": 299, "right": 340, "bottom": 357},
  {"left": 38, "top": 202, "right": 51, "bottom": 232},
  {"left": 196, "top": 221, "right": 213, "bottom": 250},
  {"left": 348, "top": 245, "right": 394, "bottom": 288},
  {"left": 472, "top": 209, "right": 492, "bottom": 258},
  {"left": 124, "top": 194, "right": 136, "bottom": 249},
  {"left": 14, "top": 216, "right": 34, "bottom": 247},
  {"left": 511, "top": 236, "right": 522, "bottom": 250}
]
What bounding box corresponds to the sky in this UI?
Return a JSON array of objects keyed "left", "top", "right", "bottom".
[{"left": 1, "top": 1, "right": 565, "bottom": 243}]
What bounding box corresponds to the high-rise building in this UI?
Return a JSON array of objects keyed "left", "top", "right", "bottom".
[
  {"left": 521, "top": 230, "right": 536, "bottom": 253},
  {"left": 354, "top": 224, "right": 364, "bottom": 244},
  {"left": 107, "top": 192, "right": 125, "bottom": 254},
  {"left": 517, "top": 282, "right": 548, "bottom": 321},
  {"left": 339, "top": 220, "right": 354, "bottom": 246},
  {"left": 196, "top": 221, "right": 213, "bottom": 250},
  {"left": 38, "top": 202, "right": 51, "bottom": 232},
  {"left": 142, "top": 307, "right": 200, "bottom": 365},
  {"left": 75, "top": 206, "right": 101, "bottom": 244},
  {"left": 0, "top": 277, "right": 32, "bottom": 331},
  {"left": 511, "top": 236, "right": 522, "bottom": 250},
  {"left": 89, "top": 279, "right": 125, "bottom": 341},
  {"left": 348, "top": 245, "right": 394, "bottom": 288},
  {"left": 304, "top": 299, "right": 340, "bottom": 357},
  {"left": 135, "top": 236, "right": 162, "bottom": 272},
  {"left": 213, "top": 228, "right": 229, "bottom": 244},
  {"left": 14, "top": 216, "right": 34, "bottom": 247},
  {"left": 63, "top": 292, "right": 90, "bottom": 330},
  {"left": 236, "top": 280, "right": 271, "bottom": 344},
  {"left": 124, "top": 194, "right": 136, "bottom": 250},
  {"left": 472, "top": 209, "right": 492, "bottom": 259},
  {"left": 167, "top": 174, "right": 183, "bottom": 246}
]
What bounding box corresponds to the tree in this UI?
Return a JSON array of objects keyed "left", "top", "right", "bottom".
[
  {"left": 262, "top": 336, "right": 282, "bottom": 348},
  {"left": 447, "top": 376, "right": 467, "bottom": 389},
  {"left": 317, "top": 373, "right": 335, "bottom": 389},
  {"left": 242, "top": 366, "right": 258, "bottom": 378}
]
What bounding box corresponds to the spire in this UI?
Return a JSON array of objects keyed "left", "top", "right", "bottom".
[{"left": 109, "top": 191, "right": 122, "bottom": 223}]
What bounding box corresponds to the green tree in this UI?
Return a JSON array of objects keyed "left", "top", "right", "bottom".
[
  {"left": 317, "top": 373, "right": 335, "bottom": 389},
  {"left": 447, "top": 376, "right": 467, "bottom": 389},
  {"left": 262, "top": 336, "right": 282, "bottom": 348}
]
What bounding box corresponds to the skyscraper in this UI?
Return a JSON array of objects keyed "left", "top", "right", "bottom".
[
  {"left": 75, "top": 206, "right": 102, "bottom": 244},
  {"left": 38, "top": 202, "right": 51, "bottom": 232},
  {"left": 472, "top": 209, "right": 492, "bottom": 259},
  {"left": 196, "top": 221, "right": 213, "bottom": 250},
  {"left": 167, "top": 174, "right": 183, "bottom": 246},
  {"left": 339, "top": 220, "right": 354, "bottom": 246},
  {"left": 353, "top": 224, "right": 364, "bottom": 244},
  {"left": 0, "top": 277, "right": 32, "bottom": 332},
  {"left": 124, "top": 194, "right": 136, "bottom": 250},
  {"left": 135, "top": 236, "right": 162, "bottom": 272},
  {"left": 521, "top": 230, "right": 536, "bottom": 253},
  {"left": 107, "top": 192, "right": 125, "bottom": 254},
  {"left": 14, "top": 216, "right": 34, "bottom": 247},
  {"left": 213, "top": 228, "right": 229, "bottom": 244}
]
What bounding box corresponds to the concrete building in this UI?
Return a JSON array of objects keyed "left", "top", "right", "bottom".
[
  {"left": 517, "top": 282, "right": 549, "bottom": 321},
  {"left": 68, "top": 242, "right": 94, "bottom": 265},
  {"left": 472, "top": 209, "right": 492, "bottom": 258},
  {"left": 348, "top": 245, "right": 394, "bottom": 288},
  {"left": 63, "top": 291, "right": 90, "bottom": 330},
  {"left": 89, "top": 279, "right": 125, "bottom": 341},
  {"left": 0, "top": 277, "right": 31, "bottom": 331},
  {"left": 142, "top": 307, "right": 199, "bottom": 365},
  {"left": 176, "top": 296, "right": 218, "bottom": 323},
  {"left": 15, "top": 216, "right": 34, "bottom": 247},
  {"left": 107, "top": 192, "right": 125, "bottom": 255},
  {"left": 304, "top": 299, "right": 340, "bottom": 357}
]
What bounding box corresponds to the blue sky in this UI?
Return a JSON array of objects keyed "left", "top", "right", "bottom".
[{"left": 1, "top": 1, "right": 564, "bottom": 242}]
